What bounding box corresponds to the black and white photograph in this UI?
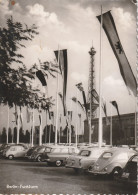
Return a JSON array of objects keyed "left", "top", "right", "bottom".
[{"left": 0, "top": 0, "right": 137, "bottom": 194}]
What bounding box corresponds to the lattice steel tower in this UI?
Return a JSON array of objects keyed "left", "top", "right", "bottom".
[{"left": 87, "top": 46, "right": 97, "bottom": 119}]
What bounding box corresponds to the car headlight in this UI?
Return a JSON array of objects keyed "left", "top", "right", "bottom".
[
  {"left": 94, "top": 165, "right": 99, "bottom": 171},
  {"left": 104, "top": 167, "right": 107, "bottom": 171}
]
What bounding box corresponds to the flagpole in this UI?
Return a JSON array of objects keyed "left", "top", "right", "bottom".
[
  {"left": 32, "top": 108, "right": 34, "bottom": 147},
  {"left": 98, "top": 5, "right": 103, "bottom": 148},
  {"left": 39, "top": 110, "right": 42, "bottom": 145},
  {"left": 134, "top": 96, "right": 137, "bottom": 146},
  {"left": 30, "top": 114, "right": 32, "bottom": 145},
  {"left": 55, "top": 47, "right": 60, "bottom": 145},
  {"left": 45, "top": 110, "right": 48, "bottom": 143},
  {"left": 110, "top": 102, "right": 112, "bottom": 146},
  {"left": 89, "top": 91, "right": 92, "bottom": 145},
  {"left": 75, "top": 87, "right": 78, "bottom": 147},
  {"left": 7, "top": 105, "right": 9, "bottom": 144}
]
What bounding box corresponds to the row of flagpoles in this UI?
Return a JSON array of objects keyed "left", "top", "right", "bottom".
[{"left": 5, "top": 7, "right": 137, "bottom": 147}]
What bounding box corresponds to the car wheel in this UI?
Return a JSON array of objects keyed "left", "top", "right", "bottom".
[
  {"left": 55, "top": 160, "right": 62, "bottom": 167},
  {"left": 8, "top": 155, "right": 14, "bottom": 160},
  {"left": 88, "top": 165, "right": 93, "bottom": 172},
  {"left": 37, "top": 156, "right": 42, "bottom": 162},
  {"left": 111, "top": 167, "right": 122, "bottom": 179}
]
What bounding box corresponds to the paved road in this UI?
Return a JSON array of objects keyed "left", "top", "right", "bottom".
[{"left": 0, "top": 158, "right": 136, "bottom": 194}]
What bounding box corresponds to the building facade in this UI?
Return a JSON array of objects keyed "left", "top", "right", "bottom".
[{"left": 84, "top": 113, "right": 135, "bottom": 145}]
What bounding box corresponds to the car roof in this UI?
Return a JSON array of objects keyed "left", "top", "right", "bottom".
[{"left": 102, "top": 147, "right": 135, "bottom": 154}]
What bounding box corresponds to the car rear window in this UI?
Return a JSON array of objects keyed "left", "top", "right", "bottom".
[
  {"left": 131, "top": 155, "right": 138, "bottom": 162},
  {"left": 102, "top": 152, "right": 112, "bottom": 159},
  {"left": 79, "top": 150, "right": 90, "bottom": 156}
]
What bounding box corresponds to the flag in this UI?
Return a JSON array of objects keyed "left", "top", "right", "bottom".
[
  {"left": 75, "top": 83, "right": 88, "bottom": 116},
  {"left": 82, "top": 90, "right": 88, "bottom": 117},
  {"left": 110, "top": 101, "right": 124, "bottom": 137},
  {"left": 76, "top": 82, "right": 83, "bottom": 91},
  {"left": 36, "top": 70, "right": 47, "bottom": 86},
  {"left": 110, "top": 101, "right": 120, "bottom": 119},
  {"left": 102, "top": 101, "right": 110, "bottom": 125},
  {"left": 58, "top": 92, "right": 67, "bottom": 116},
  {"left": 78, "top": 101, "right": 84, "bottom": 111},
  {"left": 91, "top": 89, "right": 99, "bottom": 103},
  {"left": 54, "top": 49, "right": 68, "bottom": 116},
  {"left": 97, "top": 11, "right": 137, "bottom": 96},
  {"left": 72, "top": 97, "right": 77, "bottom": 102},
  {"left": 68, "top": 111, "right": 73, "bottom": 121}
]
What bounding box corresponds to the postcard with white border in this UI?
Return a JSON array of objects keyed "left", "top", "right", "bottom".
[{"left": 0, "top": 0, "right": 137, "bottom": 194}]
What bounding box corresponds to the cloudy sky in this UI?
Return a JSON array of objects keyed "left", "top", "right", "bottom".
[{"left": 0, "top": 0, "right": 136, "bottom": 133}]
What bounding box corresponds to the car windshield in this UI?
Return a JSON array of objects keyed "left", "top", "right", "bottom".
[
  {"left": 45, "top": 147, "right": 52, "bottom": 153},
  {"left": 78, "top": 150, "right": 91, "bottom": 156},
  {"left": 37, "top": 147, "right": 45, "bottom": 153}
]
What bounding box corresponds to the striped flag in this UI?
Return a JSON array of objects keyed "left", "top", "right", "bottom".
[
  {"left": 97, "top": 11, "right": 137, "bottom": 96},
  {"left": 54, "top": 49, "right": 68, "bottom": 116}
]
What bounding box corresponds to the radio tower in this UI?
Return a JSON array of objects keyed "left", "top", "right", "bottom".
[{"left": 87, "top": 45, "right": 96, "bottom": 144}]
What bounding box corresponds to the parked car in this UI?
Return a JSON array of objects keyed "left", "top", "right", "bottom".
[
  {"left": 1, "top": 143, "right": 28, "bottom": 157},
  {"left": 0, "top": 143, "right": 15, "bottom": 156},
  {"left": 30, "top": 146, "right": 48, "bottom": 162},
  {"left": 116, "top": 154, "right": 138, "bottom": 187},
  {"left": 88, "top": 148, "right": 136, "bottom": 177},
  {"left": 65, "top": 147, "right": 108, "bottom": 172},
  {"left": 42, "top": 145, "right": 79, "bottom": 166},
  {"left": 3, "top": 145, "right": 28, "bottom": 159},
  {"left": 25, "top": 146, "right": 39, "bottom": 159}
]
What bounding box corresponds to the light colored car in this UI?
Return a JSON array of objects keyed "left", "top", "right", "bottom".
[
  {"left": 65, "top": 147, "right": 108, "bottom": 172},
  {"left": 43, "top": 146, "right": 79, "bottom": 166},
  {"left": 3, "top": 145, "right": 28, "bottom": 159},
  {"left": 88, "top": 148, "right": 136, "bottom": 177}
]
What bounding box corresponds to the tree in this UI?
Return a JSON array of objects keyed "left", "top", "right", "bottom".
[{"left": 0, "top": 16, "right": 38, "bottom": 107}]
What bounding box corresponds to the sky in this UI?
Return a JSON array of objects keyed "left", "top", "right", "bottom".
[{"left": 0, "top": 0, "right": 137, "bottom": 134}]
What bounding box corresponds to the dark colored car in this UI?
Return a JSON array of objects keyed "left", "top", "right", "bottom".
[
  {"left": 30, "top": 146, "right": 47, "bottom": 162},
  {"left": 117, "top": 154, "right": 137, "bottom": 186},
  {"left": 25, "top": 146, "right": 37, "bottom": 158}
]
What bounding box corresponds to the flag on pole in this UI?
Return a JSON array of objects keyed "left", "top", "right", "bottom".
[
  {"left": 97, "top": 11, "right": 137, "bottom": 96},
  {"left": 110, "top": 101, "right": 121, "bottom": 120},
  {"left": 58, "top": 92, "right": 67, "bottom": 115},
  {"left": 54, "top": 49, "right": 68, "bottom": 116},
  {"left": 82, "top": 90, "right": 88, "bottom": 116},
  {"left": 91, "top": 89, "right": 99, "bottom": 103},
  {"left": 102, "top": 101, "right": 110, "bottom": 125},
  {"left": 75, "top": 83, "right": 88, "bottom": 116},
  {"left": 68, "top": 111, "right": 73, "bottom": 121},
  {"left": 36, "top": 70, "right": 47, "bottom": 86},
  {"left": 76, "top": 82, "right": 83, "bottom": 91}
]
